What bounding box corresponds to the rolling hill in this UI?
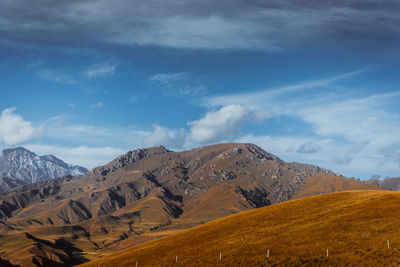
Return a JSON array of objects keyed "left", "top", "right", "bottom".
[
  {"left": 82, "top": 190, "right": 400, "bottom": 266},
  {"left": 0, "top": 143, "right": 380, "bottom": 266}
]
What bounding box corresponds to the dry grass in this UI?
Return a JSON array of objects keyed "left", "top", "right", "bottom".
[{"left": 81, "top": 190, "right": 400, "bottom": 266}]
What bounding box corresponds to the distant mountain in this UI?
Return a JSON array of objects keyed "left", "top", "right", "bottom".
[
  {"left": 0, "top": 143, "right": 380, "bottom": 266},
  {"left": 0, "top": 147, "right": 88, "bottom": 184},
  {"left": 369, "top": 177, "right": 400, "bottom": 191}
]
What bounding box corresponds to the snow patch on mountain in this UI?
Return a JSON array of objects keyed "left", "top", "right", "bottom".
[{"left": 0, "top": 147, "right": 88, "bottom": 183}]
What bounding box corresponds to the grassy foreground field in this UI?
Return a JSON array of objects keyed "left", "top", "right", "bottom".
[{"left": 81, "top": 190, "right": 400, "bottom": 266}]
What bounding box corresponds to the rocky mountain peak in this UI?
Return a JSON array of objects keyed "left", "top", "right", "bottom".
[
  {"left": 244, "top": 143, "right": 284, "bottom": 163},
  {"left": 90, "top": 146, "right": 170, "bottom": 176},
  {"left": 0, "top": 147, "right": 89, "bottom": 184},
  {"left": 1, "top": 147, "right": 36, "bottom": 158}
]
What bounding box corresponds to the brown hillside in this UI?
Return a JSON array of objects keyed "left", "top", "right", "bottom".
[
  {"left": 0, "top": 143, "right": 380, "bottom": 266},
  {"left": 82, "top": 190, "right": 400, "bottom": 267}
]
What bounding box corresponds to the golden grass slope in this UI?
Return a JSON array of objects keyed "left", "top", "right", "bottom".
[{"left": 82, "top": 190, "right": 400, "bottom": 266}]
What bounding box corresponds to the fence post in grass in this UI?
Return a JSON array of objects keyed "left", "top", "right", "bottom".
[
  {"left": 267, "top": 249, "right": 270, "bottom": 258},
  {"left": 326, "top": 249, "right": 328, "bottom": 257},
  {"left": 387, "top": 240, "right": 390, "bottom": 248},
  {"left": 136, "top": 261, "right": 138, "bottom": 267},
  {"left": 176, "top": 256, "right": 178, "bottom": 263},
  {"left": 219, "top": 252, "right": 222, "bottom": 261}
]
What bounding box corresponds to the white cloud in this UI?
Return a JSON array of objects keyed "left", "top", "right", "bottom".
[
  {"left": 142, "top": 124, "right": 185, "bottom": 148},
  {"left": 83, "top": 63, "right": 116, "bottom": 79},
  {"left": 187, "top": 104, "right": 249, "bottom": 144},
  {"left": 0, "top": 108, "right": 39, "bottom": 146},
  {"left": 25, "top": 144, "right": 125, "bottom": 169}
]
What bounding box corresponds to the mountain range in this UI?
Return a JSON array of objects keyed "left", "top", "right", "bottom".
[
  {"left": 0, "top": 147, "right": 88, "bottom": 193},
  {"left": 0, "top": 143, "right": 380, "bottom": 266},
  {"left": 368, "top": 176, "right": 400, "bottom": 191}
]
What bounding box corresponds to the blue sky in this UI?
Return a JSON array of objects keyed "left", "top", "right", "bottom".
[{"left": 1, "top": 0, "right": 400, "bottom": 179}]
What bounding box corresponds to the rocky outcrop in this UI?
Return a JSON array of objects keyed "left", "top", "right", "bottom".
[{"left": 0, "top": 176, "right": 26, "bottom": 194}]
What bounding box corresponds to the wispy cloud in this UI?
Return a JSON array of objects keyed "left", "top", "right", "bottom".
[
  {"left": 149, "top": 72, "right": 207, "bottom": 97},
  {"left": 205, "top": 71, "right": 363, "bottom": 110},
  {"left": 204, "top": 72, "right": 400, "bottom": 178},
  {"left": 35, "top": 69, "right": 75, "bottom": 84},
  {"left": 90, "top": 102, "right": 104, "bottom": 108},
  {"left": 43, "top": 119, "right": 148, "bottom": 149},
  {"left": 150, "top": 73, "right": 190, "bottom": 84},
  {"left": 1, "top": 1, "right": 399, "bottom": 51},
  {"left": 83, "top": 63, "right": 116, "bottom": 79}
]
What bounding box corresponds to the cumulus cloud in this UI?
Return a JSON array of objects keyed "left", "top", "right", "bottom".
[
  {"left": 187, "top": 105, "right": 249, "bottom": 144},
  {"left": 83, "top": 63, "right": 116, "bottom": 79},
  {"left": 142, "top": 124, "right": 185, "bottom": 148},
  {"left": 0, "top": 108, "right": 39, "bottom": 145}
]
